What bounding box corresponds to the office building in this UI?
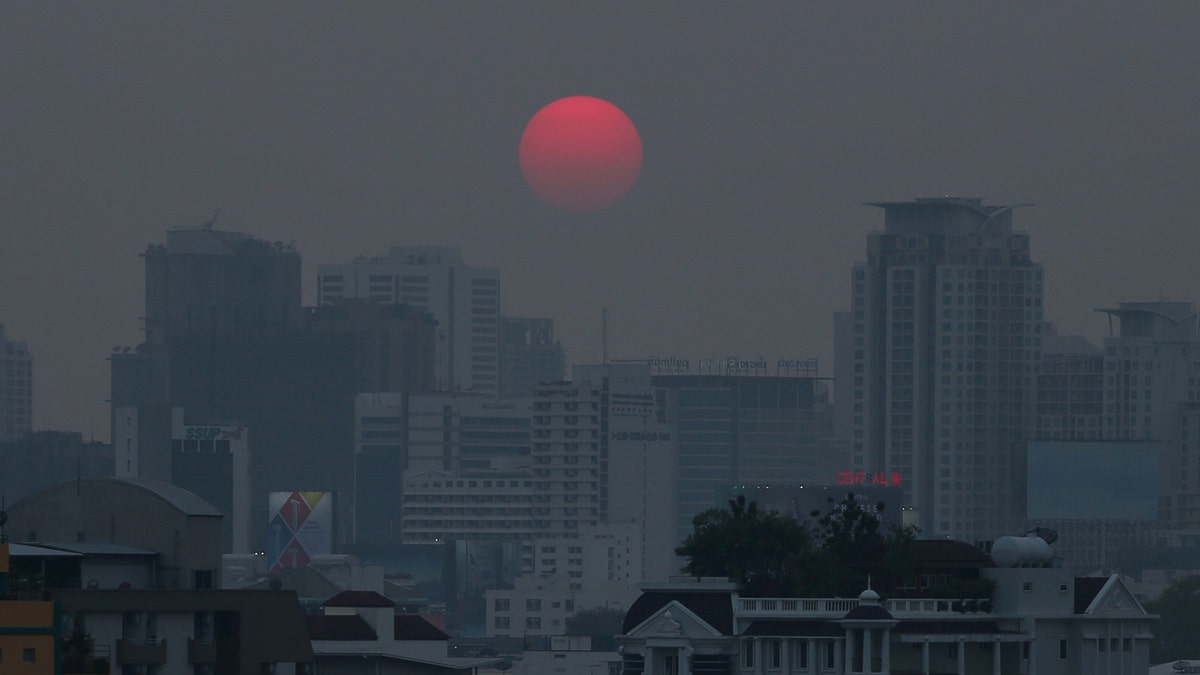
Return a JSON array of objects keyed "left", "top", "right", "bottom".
[
  {"left": 318, "top": 247, "right": 501, "bottom": 394},
  {"left": 0, "top": 323, "right": 32, "bottom": 442},
  {"left": 652, "top": 371, "right": 830, "bottom": 546},
  {"left": 844, "top": 197, "right": 1043, "bottom": 543},
  {"left": 499, "top": 316, "right": 566, "bottom": 399}
]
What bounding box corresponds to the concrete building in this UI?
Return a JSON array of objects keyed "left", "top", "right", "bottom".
[
  {"left": 7, "top": 477, "right": 223, "bottom": 590},
  {"left": 0, "top": 323, "right": 32, "bottom": 443},
  {"left": 0, "top": 430, "right": 113, "bottom": 504},
  {"left": 618, "top": 539, "right": 1155, "bottom": 675},
  {"left": 318, "top": 247, "right": 501, "bottom": 395},
  {"left": 842, "top": 197, "right": 1044, "bottom": 544}
]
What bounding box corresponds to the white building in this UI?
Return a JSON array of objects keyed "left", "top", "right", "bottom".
[
  {"left": 618, "top": 562, "right": 1154, "bottom": 675},
  {"left": 0, "top": 323, "right": 33, "bottom": 442},
  {"left": 319, "top": 247, "right": 500, "bottom": 395},
  {"left": 844, "top": 197, "right": 1044, "bottom": 544}
]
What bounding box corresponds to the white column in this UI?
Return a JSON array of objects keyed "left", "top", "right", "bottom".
[
  {"left": 863, "top": 630, "right": 873, "bottom": 674},
  {"left": 645, "top": 647, "right": 657, "bottom": 675},
  {"left": 992, "top": 639, "right": 1000, "bottom": 675},
  {"left": 881, "top": 629, "right": 891, "bottom": 675},
  {"left": 921, "top": 640, "right": 930, "bottom": 675},
  {"left": 845, "top": 632, "right": 856, "bottom": 674},
  {"left": 1029, "top": 638, "right": 1037, "bottom": 675},
  {"left": 956, "top": 639, "right": 965, "bottom": 675},
  {"left": 681, "top": 646, "right": 693, "bottom": 675}
]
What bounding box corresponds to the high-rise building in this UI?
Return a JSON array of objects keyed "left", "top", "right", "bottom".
[
  {"left": 0, "top": 323, "right": 33, "bottom": 442},
  {"left": 1035, "top": 330, "right": 1104, "bottom": 441},
  {"left": 142, "top": 227, "right": 302, "bottom": 344},
  {"left": 652, "top": 372, "right": 829, "bottom": 546},
  {"left": 499, "top": 316, "right": 566, "bottom": 399},
  {"left": 844, "top": 197, "right": 1044, "bottom": 543},
  {"left": 1097, "top": 301, "right": 1200, "bottom": 535},
  {"left": 318, "top": 247, "right": 500, "bottom": 395}
]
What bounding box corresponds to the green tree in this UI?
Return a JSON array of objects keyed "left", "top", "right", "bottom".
[
  {"left": 676, "top": 493, "right": 917, "bottom": 597},
  {"left": 676, "top": 495, "right": 820, "bottom": 596},
  {"left": 1144, "top": 574, "right": 1200, "bottom": 663}
]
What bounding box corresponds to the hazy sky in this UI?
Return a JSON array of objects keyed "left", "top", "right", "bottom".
[{"left": 2, "top": 3, "right": 1198, "bottom": 438}]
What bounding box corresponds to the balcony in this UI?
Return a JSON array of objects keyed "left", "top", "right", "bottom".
[
  {"left": 188, "top": 637, "right": 217, "bottom": 664},
  {"left": 737, "top": 597, "right": 991, "bottom": 619},
  {"left": 116, "top": 638, "right": 167, "bottom": 665}
]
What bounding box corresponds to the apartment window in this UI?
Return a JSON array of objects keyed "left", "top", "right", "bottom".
[
  {"left": 1023, "top": 582, "right": 1033, "bottom": 593},
  {"left": 742, "top": 643, "right": 754, "bottom": 670},
  {"left": 23, "top": 648, "right": 35, "bottom": 663},
  {"left": 494, "top": 616, "right": 510, "bottom": 630},
  {"left": 194, "top": 570, "right": 214, "bottom": 589},
  {"left": 1059, "top": 638, "right": 1068, "bottom": 660},
  {"left": 526, "top": 599, "right": 541, "bottom": 611},
  {"left": 525, "top": 617, "right": 542, "bottom": 630},
  {"left": 494, "top": 598, "right": 510, "bottom": 612}
]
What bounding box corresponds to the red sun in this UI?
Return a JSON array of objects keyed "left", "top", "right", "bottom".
[{"left": 519, "top": 96, "right": 643, "bottom": 212}]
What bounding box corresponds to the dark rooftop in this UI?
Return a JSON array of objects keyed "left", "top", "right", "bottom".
[
  {"left": 326, "top": 590, "right": 396, "bottom": 608},
  {"left": 622, "top": 591, "right": 733, "bottom": 635},
  {"left": 1074, "top": 577, "right": 1108, "bottom": 614},
  {"left": 306, "top": 614, "right": 377, "bottom": 641},
  {"left": 394, "top": 614, "right": 449, "bottom": 641}
]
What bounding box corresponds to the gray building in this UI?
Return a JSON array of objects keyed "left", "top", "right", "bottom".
[
  {"left": 843, "top": 197, "right": 1044, "bottom": 544},
  {"left": 652, "top": 373, "right": 830, "bottom": 545},
  {"left": 0, "top": 322, "right": 32, "bottom": 442},
  {"left": 318, "top": 247, "right": 501, "bottom": 395},
  {"left": 499, "top": 316, "right": 566, "bottom": 399},
  {"left": 1097, "top": 301, "right": 1200, "bottom": 537}
]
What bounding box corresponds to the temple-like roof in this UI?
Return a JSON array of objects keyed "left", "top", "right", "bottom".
[{"left": 622, "top": 591, "right": 733, "bottom": 635}]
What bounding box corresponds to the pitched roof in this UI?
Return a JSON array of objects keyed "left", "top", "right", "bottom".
[
  {"left": 394, "top": 614, "right": 449, "bottom": 641},
  {"left": 893, "top": 620, "right": 1018, "bottom": 635},
  {"left": 307, "top": 614, "right": 377, "bottom": 641},
  {"left": 622, "top": 591, "right": 733, "bottom": 635},
  {"left": 326, "top": 590, "right": 396, "bottom": 608},
  {"left": 842, "top": 604, "right": 894, "bottom": 621},
  {"left": 1074, "top": 577, "right": 1108, "bottom": 614}
]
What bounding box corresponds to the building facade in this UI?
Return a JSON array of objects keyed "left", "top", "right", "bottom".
[
  {"left": 0, "top": 323, "right": 32, "bottom": 443},
  {"left": 844, "top": 197, "right": 1044, "bottom": 544},
  {"left": 318, "top": 247, "right": 501, "bottom": 395},
  {"left": 499, "top": 316, "right": 566, "bottom": 399}
]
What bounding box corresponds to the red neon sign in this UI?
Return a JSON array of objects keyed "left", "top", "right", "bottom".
[{"left": 835, "top": 471, "right": 902, "bottom": 487}]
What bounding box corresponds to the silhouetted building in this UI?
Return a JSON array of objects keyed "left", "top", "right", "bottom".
[
  {"left": 0, "top": 323, "right": 32, "bottom": 442},
  {"left": 318, "top": 247, "right": 500, "bottom": 394},
  {"left": 843, "top": 197, "right": 1044, "bottom": 543},
  {"left": 0, "top": 430, "right": 114, "bottom": 503},
  {"left": 309, "top": 300, "right": 438, "bottom": 394},
  {"left": 143, "top": 226, "right": 302, "bottom": 344},
  {"left": 499, "top": 316, "right": 566, "bottom": 398}
]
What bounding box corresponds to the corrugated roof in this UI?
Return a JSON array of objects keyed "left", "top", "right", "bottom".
[
  {"left": 112, "top": 477, "right": 222, "bottom": 516},
  {"left": 31, "top": 542, "right": 158, "bottom": 556}
]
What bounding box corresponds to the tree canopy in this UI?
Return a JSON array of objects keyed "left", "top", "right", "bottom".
[
  {"left": 675, "top": 493, "right": 918, "bottom": 597},
  {"left": 1144, "top": 574, "right": 1200, "bottom": 663}
]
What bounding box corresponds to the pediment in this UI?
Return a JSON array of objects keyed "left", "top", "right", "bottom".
[
  {"left": 628, "top": 601, "right": 725, "bottom": 639},
  {"left": 1084, "top": 575, "right": 1148, "bottom": 617}
]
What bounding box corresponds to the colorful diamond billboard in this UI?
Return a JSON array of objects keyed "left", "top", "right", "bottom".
[{"left": 267, "top": 491, "right": 333, "bottom": 573}]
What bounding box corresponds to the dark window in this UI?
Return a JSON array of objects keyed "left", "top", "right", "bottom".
[{"left": 194, "top": 570, "right": 214, "bottom": 589}]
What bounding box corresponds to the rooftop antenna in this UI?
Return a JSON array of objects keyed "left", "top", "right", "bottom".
[
  {"left": 601, "top": 305, "right": 609, "bottom": 366},
  {"left": 201, "top": 208, "right": 222, "bottom": 230}
]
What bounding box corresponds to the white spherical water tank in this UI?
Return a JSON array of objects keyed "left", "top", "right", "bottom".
[{"left": 991, "top": 535, "right": 1053, "bottom": 568}]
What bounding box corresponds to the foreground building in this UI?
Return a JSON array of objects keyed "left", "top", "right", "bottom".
[{"left": 618, "top": 537, "right": 1154, "bottom": 675}]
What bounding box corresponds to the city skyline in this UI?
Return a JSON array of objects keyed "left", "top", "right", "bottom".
[{"left": 3, "top": 4, "right": 1200, "bottom": 437}]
